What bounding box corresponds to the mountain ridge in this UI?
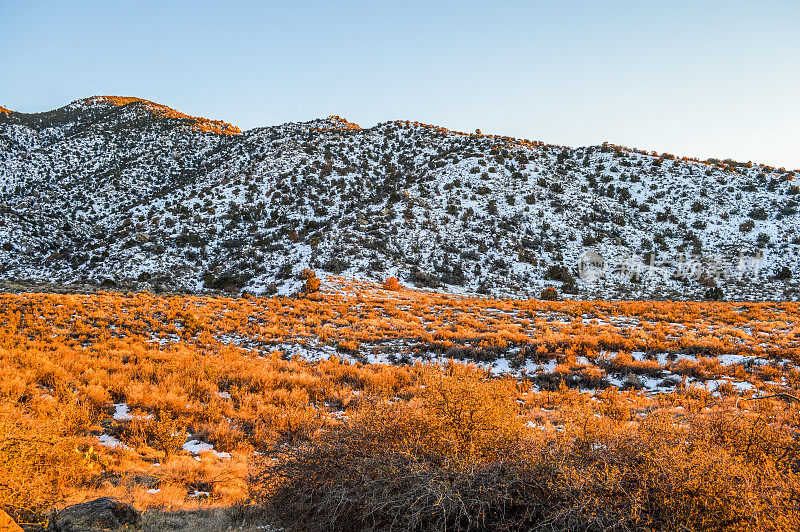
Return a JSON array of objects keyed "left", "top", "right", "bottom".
[
  {"left": 4, "top": 97, "right": 798, "bottom": 173},
  {"left": 1, "top": 96, "right": 798, "bottom": 300},
  {"left": 0, "top": 95, "right": 242, "bottom": 136}
]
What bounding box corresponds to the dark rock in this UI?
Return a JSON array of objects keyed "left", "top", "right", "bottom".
[{"left": 54, "top": 497, "right": 141, "bottom": 531}]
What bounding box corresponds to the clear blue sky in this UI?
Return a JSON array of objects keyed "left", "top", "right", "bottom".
[{"left": 2, "top": 1, "right": 798, "bottom": 168}]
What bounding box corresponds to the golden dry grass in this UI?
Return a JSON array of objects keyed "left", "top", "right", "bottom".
[{"left": 0, "top": 282, "right": 798, "bottom": 529}]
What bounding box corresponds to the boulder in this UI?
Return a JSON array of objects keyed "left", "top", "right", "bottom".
[{"left": 54, "top": 498, "right": 140, "bottom": 531}]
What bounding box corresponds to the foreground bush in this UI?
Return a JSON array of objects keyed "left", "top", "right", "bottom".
[
  {"left": 382, "top": 276, "right": 401, "bottom": 291},
  {"left": 254, "top": 366, "right": 800, "bottom": 531},
  {"left": 0, "top": 402, "right": 98, "bottom": 526}
]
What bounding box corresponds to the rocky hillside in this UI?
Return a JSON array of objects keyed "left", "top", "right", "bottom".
[{"left": 1, "top": 96, "right": 798, "bottom": 300}]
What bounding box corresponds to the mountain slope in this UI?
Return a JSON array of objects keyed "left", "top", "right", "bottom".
[{"left": 1, "top": 97, "right": 798, "bottom": 300}]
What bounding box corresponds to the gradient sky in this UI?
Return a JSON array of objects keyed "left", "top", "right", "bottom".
[{"left": 2, "top": 1, "right": 798, "bottom": 168}]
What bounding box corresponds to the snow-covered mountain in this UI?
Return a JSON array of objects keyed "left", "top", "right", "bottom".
[{"left": 1, "top": 96, "right": 798, "bottom": 300}]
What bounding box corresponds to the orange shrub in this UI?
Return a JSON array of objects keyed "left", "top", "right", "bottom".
[
  {"left": 540, "top": 286, "right": 559, "bottom": 301},
  {"left": 382, "top": 276, "right": 401, "bottom": 291}
]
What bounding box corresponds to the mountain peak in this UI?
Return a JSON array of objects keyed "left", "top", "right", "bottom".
[
  {"left": 324, "top": 115, "right": 361, "bottom": 131},
  {"left": 76, "top": 95, "right": 242, "bottom": 135}
]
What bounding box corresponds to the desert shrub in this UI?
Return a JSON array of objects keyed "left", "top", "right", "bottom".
[
  {"left": 535, "top": 364, "right": 608, "bottom": 390},
  {"left": 598, "top": 351, "right": 661, "bottom": 376},
  {"left": 749, "top": 207, "right": 768, "bottom": 220},
  {"left": 181, "top": 311, "right": 203, "bottom": 338},
  {"left": 202, "top": 270, "right": 253, "bottom": 291},
  {"left": 298, "top": 268, "right": 316, "bottom": 280},
  {"left": 705, "top": 286, "right": 724, "bottom": 301},
  {"left": 254, "top": 395, "right": 800, "bottom": 532},
  {"left": 417, "top": 364, "right": 525, "bottom": 462},
  {"left": 382, "top": 276, "right": 401, "bottom": 291},
  {"left": 0, "top": 403, "right": 99, "bottom": 526},
  {"left": 546, "top": 265, "right": 578, "bottom": 293},
  {"left": 252, "top": 364, "right": 530, "bottom": 529},
  {"left": 300, "top": 270, "right": 321, "bottom": 293},
  {"left": 546, "top": 264, "right": 573, "bottom": 283},
  {"left": 775, "top": 266, "right": 793, "bottom": 280},
  {"left": 118, "top": 410, "right": 187, "bottom": 459},
  {"left": 408, "top": 267, "right": 441, "bottom": 289},
  {"left": 540, "top": 286, "right": 559, "bottom": 301},
  {"left": 303, "top": 277, "right": 321, "bottom": 293},
  {"left": 322, "top": 258, "right": 350, "bottom": 274}
]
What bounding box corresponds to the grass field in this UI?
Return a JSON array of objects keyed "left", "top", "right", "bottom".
[{"left": 2, "top": 280, "right": 799, "bottom": 530}]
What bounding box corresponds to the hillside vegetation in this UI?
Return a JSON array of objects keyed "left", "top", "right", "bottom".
[{"left": 1, "top": 97, "right": 798, "bottom": 300}]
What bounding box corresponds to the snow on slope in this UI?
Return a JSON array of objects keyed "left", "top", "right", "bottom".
[{"left": 0, "top": 97, "right": 798, "bottom": 300}]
